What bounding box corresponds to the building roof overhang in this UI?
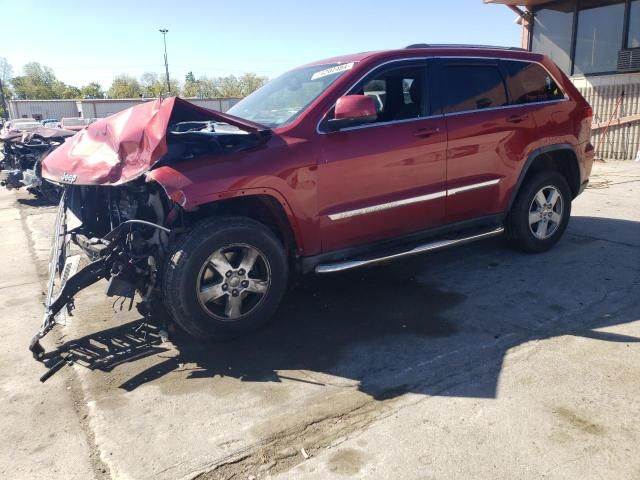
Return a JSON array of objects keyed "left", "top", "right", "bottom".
[{"left": 483, "top": 0, "right": 557, "bottom": 7}]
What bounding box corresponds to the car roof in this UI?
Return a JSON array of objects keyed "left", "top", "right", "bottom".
[{"left": 301, "top": 45, "right": 545, "bottom": 69}]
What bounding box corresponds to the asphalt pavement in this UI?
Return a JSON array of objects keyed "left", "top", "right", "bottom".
[{"left": 0, "top": 160, "right": 638, "bottom": 480}]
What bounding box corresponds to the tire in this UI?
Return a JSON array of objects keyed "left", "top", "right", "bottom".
[
  {"left": 506, "top": 170, "right": 572, "bottom": 253},
  {"left": 162, "top": 216, "right": 288, "bottom": 340}
]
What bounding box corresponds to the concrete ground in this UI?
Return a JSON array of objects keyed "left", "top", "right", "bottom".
[{"left": 0, "top": 160, "right": 638, "bottom": 480}]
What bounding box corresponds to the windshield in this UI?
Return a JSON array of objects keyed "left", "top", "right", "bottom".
[{"left": 227, "top": 62, "right": 356, "bottom": 128}]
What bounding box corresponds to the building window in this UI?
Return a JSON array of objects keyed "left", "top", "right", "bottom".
[
  {"left": 531, "top": 4, "right": 574, "bottom": 74},
  {"left": 573, "top": 0, "right": 625, "bottom": 74},
  {"left": 629, "top": 0, "right": 640, "bottom": 48},
  {"left": 531, "top": 0, "right": 640, "bottom": 76}
]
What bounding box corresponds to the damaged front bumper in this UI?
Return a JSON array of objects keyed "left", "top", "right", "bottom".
[{"left": 30, "top": 185, "right": 173, "bottom": 365}]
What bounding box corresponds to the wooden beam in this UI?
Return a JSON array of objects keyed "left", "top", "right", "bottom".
[{"left": 592, "top": 114, "right": 640, "bottom": 130}]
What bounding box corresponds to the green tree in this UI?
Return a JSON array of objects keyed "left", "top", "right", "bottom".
[
  {"left": 140, "top": 72, "right": 164, "bottom": 98},
  {"left": 107, "top": 75, "right": 142, "bottom": 98},
  {"left": 9, "top": 76, "right": 28, "bottom": 99},
  {"left": 238, "top": 72, "right": 267, "bottom": 96},
  {"left": 11, "top": 62, "right": 58, "bottom": 99},
  {"left": 197, "top": 77, "right": 219, "bottom": 97},
  {"left": 140, "top": 72, "right": 180, "bottom": 97},
  {"left": 80, "top": 82, "right": 104, "bottom": 98},
  {"left": 168, "top": 77, "right": 181, "bottom": 96},
  {"left": 8, "top": 62, "right": 83, "bottom": 100},
  {"left": 182, "top": 71, "right": 199, "bottom": 97},
  {"left": 182, "top": 72, "right": 219, "bottom": 98},
  {"left": 216, "top": 75, "right": 243, "bottom": 97},
  {"left": 181, "top": 71, "right": 266, "bottom": 98},
  {"left": 0, "top": 57, "right": 12, "bottom": 87},
  {"left": 53, "top": 81, "right": 80, "bottom": 99},
  {"left": 0, "top": 57, "right": 13, "bottom": 117}
]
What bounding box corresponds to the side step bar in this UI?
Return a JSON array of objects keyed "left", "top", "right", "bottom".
[{"left": 315, "top": 226, "right": 504, "bottom": 274}]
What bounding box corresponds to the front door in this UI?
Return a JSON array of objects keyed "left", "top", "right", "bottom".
[{"left": 317, "top": 60, "right": 447, "bottom": 252}]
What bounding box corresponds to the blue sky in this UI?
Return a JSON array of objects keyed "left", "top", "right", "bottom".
[{"left": 2, "top": 0, "right": 521, "bottom": 88}]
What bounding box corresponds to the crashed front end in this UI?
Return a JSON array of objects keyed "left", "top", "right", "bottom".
[
  {"left": 30, "top": 179, "right": 176, "bottom": 360},
  {"left": 31, "top": 97, "right": 270, "bottom": 365}
]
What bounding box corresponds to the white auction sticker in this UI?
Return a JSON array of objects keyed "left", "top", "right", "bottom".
[{"left": 311, "top": 62, "right": 355, "bottom": 81}]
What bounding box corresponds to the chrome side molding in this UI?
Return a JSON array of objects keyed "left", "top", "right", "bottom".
[
  {"left": 328, "top": 191, "right": 446, "bottom": 220},
  {"left": 447, "top": 178, "right": 500, "bottom": 196},
  {"left": 328, "top": 178, "right": 501, "bottom": 221},
  {"left": 315, "top": 226, "right": 504, "bottom": 274}
]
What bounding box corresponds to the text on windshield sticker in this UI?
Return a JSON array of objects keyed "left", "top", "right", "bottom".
[{"left": 311, "top": 62, "right": 355, "bottom": 81}]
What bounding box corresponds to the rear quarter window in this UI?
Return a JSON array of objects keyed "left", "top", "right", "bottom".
[
  {"left": 502, "top": 60, "right": 566, "bottom": 104},
  {"left": 442, "top": 64, "right": 508, "bottom": 114}
]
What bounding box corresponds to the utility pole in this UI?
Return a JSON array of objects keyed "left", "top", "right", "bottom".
[
  {"left": 0, "top": 77, "right": 8, "bottom": 119},
  {"left": 159, "top": 29, "right": 171, "bottom": 94}
]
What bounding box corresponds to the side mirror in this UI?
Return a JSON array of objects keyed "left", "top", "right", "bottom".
[{"left": 327, "top": 95, "right": 377, "bottom": 131}]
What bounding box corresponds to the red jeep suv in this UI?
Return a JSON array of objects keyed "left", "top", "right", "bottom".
[{"left": 33, "top": 45, "right": 593, "bottom": 356}]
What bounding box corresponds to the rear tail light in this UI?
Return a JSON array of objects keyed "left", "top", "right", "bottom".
[{"left": 584, "top": 105, "right": 593, "bottom": 121}]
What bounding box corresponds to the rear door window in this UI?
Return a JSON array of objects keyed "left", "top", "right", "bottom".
[
  {"left": 441, "top": 63, "right": 507, "bottom": 114},
  {"left": 502, "top": 60, "right": 566, "bottom": 104}
]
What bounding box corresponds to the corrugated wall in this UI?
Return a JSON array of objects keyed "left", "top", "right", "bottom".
[
  {"left": 573, "top": 74, "right": 640, "bottom": 161},
  {"left": 189, "top": 98, "right": 240, "bottom": 112},
  {"left": 8, "top": 97, "right": 241, "bottom": 121},
  {"left": 8, "top": 100, "right": 78, "bottom": 120}
]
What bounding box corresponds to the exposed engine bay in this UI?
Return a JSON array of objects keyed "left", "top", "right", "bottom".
[{"left": 161, "top": 120, "right": 266, "bottom": 165}]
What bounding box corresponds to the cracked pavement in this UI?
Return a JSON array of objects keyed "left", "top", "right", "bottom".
[{"left": 0, "top": 161, "right": 639, "bottom": 479}]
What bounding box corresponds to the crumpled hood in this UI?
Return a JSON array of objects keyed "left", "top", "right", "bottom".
[{"left": 42, "top": 96, "right": 266, "bottom": 186}]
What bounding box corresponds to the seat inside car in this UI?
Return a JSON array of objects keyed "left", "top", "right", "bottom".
[{"left": 394, "top": 78, "right": 422, "bottom": 120}]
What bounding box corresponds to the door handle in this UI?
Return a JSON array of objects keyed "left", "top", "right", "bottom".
[
  {"left": 413, "top": 127, "right": 440, "bottom": 138},
  {"left": 507, "top": 114, "right": 528, "bottom": 124}
]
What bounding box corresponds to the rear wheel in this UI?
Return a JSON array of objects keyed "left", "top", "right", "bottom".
[
  {"left": 162, "top": 217, "right": 288, "bottom": 340},
  {"left": 506, "top": 170, "right": 572, "bottom": 253}
]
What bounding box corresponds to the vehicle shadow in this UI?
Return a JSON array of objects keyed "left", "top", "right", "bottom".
[
  {"left": 17, "top": 195, "right": 58, "bottom": 207},
  {"left": 47, "top": 216, "right": 640, "bottom": 401}
]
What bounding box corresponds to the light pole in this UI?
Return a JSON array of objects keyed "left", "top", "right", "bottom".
[{"left": 159, "top": 28, "right": 171, "bottom": 94}]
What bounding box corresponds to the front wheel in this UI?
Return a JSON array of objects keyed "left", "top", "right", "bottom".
[
  {"left": 506, "top": 170, "right": 572, "bottom": 253},
  {"left": 162, "top": 217, "right": 288, "bottom": 340}
]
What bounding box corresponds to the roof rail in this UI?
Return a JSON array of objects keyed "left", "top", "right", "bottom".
[{"left": 405, "top": 43, "right": 526, "bottom": 52}]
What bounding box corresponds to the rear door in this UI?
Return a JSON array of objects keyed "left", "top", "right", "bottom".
[
  {"left": 317, "top": 59, "right": 448, "bottom": 252},
  {"left": 501, "top": 59, "right": 573, "bottom": 145},
  {"left": 436, "top": 58, "right": 539, "bottom": 223}
]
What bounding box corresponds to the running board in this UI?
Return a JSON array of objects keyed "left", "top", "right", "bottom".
[{"left": 315, "top": 226, "right": 504, "bottom": 274}]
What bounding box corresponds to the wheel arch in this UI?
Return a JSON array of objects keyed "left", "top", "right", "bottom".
[
  {"left": 183, "top": 192, "right": 302, "bottom": 262},
  {"left": 508, "top": 144, "right": 581, "bottom": 212}
]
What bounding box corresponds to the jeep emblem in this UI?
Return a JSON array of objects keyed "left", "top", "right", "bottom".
[{"left": 61, "top": 172, "right": 77, "bottom": 183}]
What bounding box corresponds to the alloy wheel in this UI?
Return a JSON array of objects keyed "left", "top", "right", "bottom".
[
  {"left": 528, "top": 185, "right": 564, "bottom": 240},
  {"left": 196, "top": 243, "right": 271, "bottom": 321}
]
